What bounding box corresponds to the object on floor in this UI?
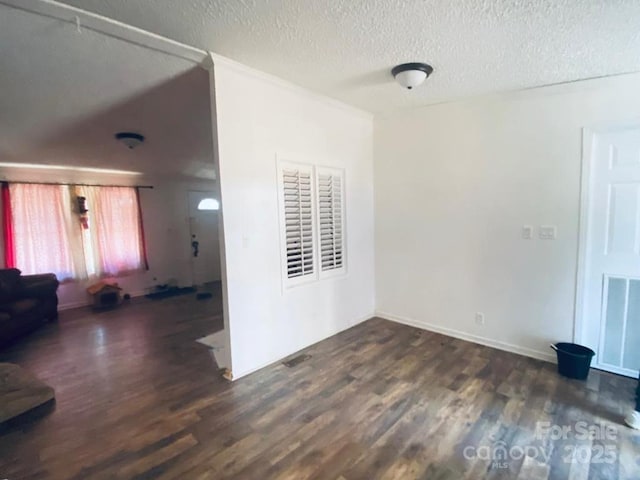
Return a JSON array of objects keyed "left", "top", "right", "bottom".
[
  {"left": 0, "top": 268, "right": 59, "bottom": 346},
  {"left": 145, "top": 286, "right": 196, "bottom": 300},
  {"left": 624, "top": 371, "right": 640, "bottom": 430},
  {"left": 196, "top": 331, "right": 230, "bottom": 374},
  {"left": 0, "top": 363, "right": 55, "bottom": 423},
  {"left": 625, "top": 411, "right": 640, "bottom": 429},
  {"left": 283, "top": 354, "right": 312, "bottom": 368},
  {"left": 196, "top": 333, "right": 219, "bottom": 349},
  {"left": 87, "top": 281, "right": 122, "bottom": 310},
  {"left": 550, "top": 342, "right": 595, "bottom": 380}
]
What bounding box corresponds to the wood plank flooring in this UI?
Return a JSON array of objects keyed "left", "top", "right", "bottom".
[{"left": 1, "top": 291, "right": 639, "bottom": 479}]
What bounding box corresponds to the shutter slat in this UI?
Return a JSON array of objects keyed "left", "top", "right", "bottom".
[
  {"left": 317, "top": 171, "right": 344, "bottom": 272},
  {"left": 282, "top": 166, "right": 315, "bottom": 280}
]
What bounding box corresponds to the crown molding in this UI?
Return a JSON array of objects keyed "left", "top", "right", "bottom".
[
  {"left": 2, "top": 0, "right": 372, "bottom": 121},
  {"left": 1, "top": 0, "right": 207, "bottom": 64},
  {"left": 206, "top": 52, "right": 374, "bottom": 121}
]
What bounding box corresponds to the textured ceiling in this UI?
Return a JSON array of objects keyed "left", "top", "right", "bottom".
[
  {"left": 0, "top": 4, "right": 215, "bottom": 182},
  {"left": 59, "top": 0, "right": 640, "bottom": 112}
]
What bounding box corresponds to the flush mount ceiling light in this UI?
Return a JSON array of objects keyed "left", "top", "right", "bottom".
[
  {"left": 391, "top": 62, "right": 434, "bottom": 90},
  {"left": 115, "top": 132, "right": 145, "bottom": 149}
]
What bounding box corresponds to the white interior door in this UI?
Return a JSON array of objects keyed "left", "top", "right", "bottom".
[
  {"left": 579, "top": 125, "right": 640, "bottom": 377},
  {"left": 188, "top": 191, "right": 221, "bottom": 286}
]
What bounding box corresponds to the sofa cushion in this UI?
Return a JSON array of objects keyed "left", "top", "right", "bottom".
[
  {"left": 0, "top": 269, "right": 22, "bottom": 304},
  {"left": 0, "top": 299, "right": 40, "bottom": 316},
  {"left": 21, "top": 275, "right": 59, "bottom": 298}
]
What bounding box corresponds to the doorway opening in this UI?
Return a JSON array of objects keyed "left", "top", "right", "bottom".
[{"left": 188, "top": 190, "right": 222, "bottom": 289}]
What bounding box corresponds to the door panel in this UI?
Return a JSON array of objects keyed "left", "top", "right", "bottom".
[{"left": 606, "top": 184, "right": 639, "bottom": 255}]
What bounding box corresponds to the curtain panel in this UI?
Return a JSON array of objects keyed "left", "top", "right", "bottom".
[
  {"left": 77, "top": 186, "right": 146, "bottom": 277},
  {"left": 2, "top": 182, "right": 16, "bottom": 268},
  {"left": 9, "top": 184, "right": 82, "bottom": 280}
]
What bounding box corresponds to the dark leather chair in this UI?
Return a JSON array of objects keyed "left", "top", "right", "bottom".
[{"left": 0, "top": 269, "right": 59, "bottom": 346}]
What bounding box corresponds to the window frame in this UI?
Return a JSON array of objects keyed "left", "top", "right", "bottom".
[{"left": 277, "top": 158, "right": 348, "bottom": 291}]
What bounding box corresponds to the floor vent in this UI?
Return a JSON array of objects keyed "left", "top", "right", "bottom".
[{"left": 283, "top": 354, "right": 311, "bottom": 368}]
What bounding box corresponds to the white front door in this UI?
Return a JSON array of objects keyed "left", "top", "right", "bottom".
[
  {"left": 188, "top": 191, "right": 222, "bottom": 286},
  {"left": 579, "top": 125, "right": 640, "bottom": 377}
]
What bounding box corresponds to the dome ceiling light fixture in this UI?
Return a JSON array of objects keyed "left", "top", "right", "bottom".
[
  {"left": 115, "top": 132, "right": 145, "bottom": 149},
  {"left": 391, "top": 62, "right": 434, "bottom": 90}
]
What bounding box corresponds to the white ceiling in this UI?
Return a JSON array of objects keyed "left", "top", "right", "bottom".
[
  {"left": 0, "top": 4, "right": 215, "bottom": 182},
  {"left": 59, "top": 0, "right": 640, "bottom": 112}
]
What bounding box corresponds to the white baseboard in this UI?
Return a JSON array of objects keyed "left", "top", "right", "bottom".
[
  {"left": 231, "top": 356, "right": 285, "bottom": 382},
  {"left": 231, "top": 311, "right": 375, "bottom": 380},
  {"left": 376, "top": 311, "right": 556, "bottom": 364},
  {"left": 58, "top": 289, "right": 147, "bottom": 311}
]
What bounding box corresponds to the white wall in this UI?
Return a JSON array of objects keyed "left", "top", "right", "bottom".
[
  {"left": 374, "top": 73, "right": 640, "bottom": 362},
  {"left": 213, "top": 59, "right": 375, "bottom": 379}
]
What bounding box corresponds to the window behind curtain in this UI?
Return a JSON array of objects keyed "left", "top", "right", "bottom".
[
  {"left": 79, "top": 186, "right": 145, "bottom": 277},
  {"left": 10, "top": 184, "right": 82, "bottom": 280}
]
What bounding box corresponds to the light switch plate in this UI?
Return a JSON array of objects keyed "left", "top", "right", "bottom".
[
  {"left": 522, "top": 225, "right": 534, "bottom": 240},
  {"left": 539, "top": 225, "right": 557, "bottom": 240}
]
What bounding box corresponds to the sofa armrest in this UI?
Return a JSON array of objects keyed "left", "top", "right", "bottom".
[{"left": 19, "top": 274, "right": 59, "bottom": 299}]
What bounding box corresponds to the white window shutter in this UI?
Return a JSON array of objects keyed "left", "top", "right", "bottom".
[
  {"left": 316, "top": 167, "right": 346, "bottom": 277},
  {"left": 278, "top": 161, "right": 317, "bottom": 287}
]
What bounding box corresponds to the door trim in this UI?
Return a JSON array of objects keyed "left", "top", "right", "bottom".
[{"left": 574, "top": 127, "right": 595, "bottom": 347}]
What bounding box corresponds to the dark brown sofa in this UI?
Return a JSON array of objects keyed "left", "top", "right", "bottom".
[{"left": 0, "top": 269, "right": 59, "bottom": 346}]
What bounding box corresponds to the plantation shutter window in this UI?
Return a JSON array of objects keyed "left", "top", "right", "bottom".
[
  {"left": 316, "top": 168, "right": 346, "bottom": 276},
  {"left": 279, "top": 162, "right": 316, "bottom": 286}
]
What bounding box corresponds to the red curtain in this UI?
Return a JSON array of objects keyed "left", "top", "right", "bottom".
[
  {"left": 2, "top": 182, "right": 16, "bottom": 268},
  {"left": 135, "top": 187, "right": 149, "bottom": 270}
]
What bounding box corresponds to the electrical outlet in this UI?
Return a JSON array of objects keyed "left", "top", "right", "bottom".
[{"left": 475, "top": 312, "right": 485, "bottom": 326}]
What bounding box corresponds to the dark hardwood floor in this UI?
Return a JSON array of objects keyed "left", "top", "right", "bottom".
[{"left": 1, "top": 290, "right": 639, "bottom": 479}]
